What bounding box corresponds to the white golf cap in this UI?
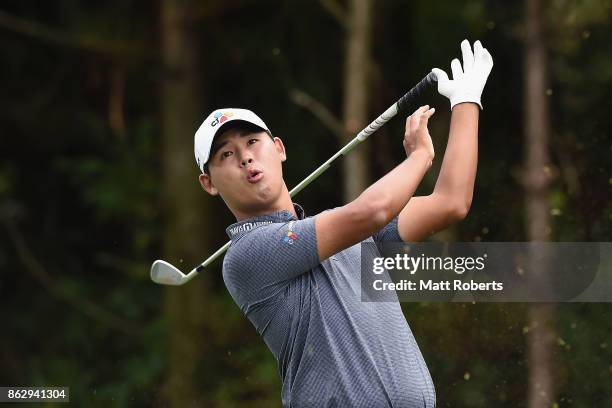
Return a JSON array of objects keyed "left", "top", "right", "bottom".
[{"left": 194, "top": 108, "right": 270, "bottom": 173}]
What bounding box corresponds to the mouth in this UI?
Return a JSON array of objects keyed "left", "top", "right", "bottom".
[{"left": 246, "top": 169, "right": 264, "bottom": 183}]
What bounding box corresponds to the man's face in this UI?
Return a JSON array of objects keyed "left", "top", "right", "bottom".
[{"left": 199, "top": 126, "right": 287, "bottom": 216}]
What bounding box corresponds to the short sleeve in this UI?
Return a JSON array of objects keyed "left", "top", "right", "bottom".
[
  {"left": 222, "top": 217, "right": 320, "bottom": 310},
  {"left": 371, "top": 216, "right": 404, "bottom": 243}
]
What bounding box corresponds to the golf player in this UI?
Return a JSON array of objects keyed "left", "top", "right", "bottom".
[{"left": 194, "top": 40, "right": 492, "bottom": 407}]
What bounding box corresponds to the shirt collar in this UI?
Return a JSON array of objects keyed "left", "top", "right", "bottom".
[{"left": 226, "top": 203, "right": 306, "bottom": 240}]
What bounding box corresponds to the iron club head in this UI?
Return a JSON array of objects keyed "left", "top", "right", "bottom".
[{"left": 150, "top": 260, "right": 188, "bottom": 286}]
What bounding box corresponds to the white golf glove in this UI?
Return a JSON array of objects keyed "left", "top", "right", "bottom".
[{"left": 432, "top": 39, "right": 493, "bottom": 110}]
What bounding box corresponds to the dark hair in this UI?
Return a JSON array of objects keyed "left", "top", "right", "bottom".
[{"left": 202, "top": 121, "right": 273, "bottom": 175}]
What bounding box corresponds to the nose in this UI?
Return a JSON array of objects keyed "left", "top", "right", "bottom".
[{"left": 240, "top": 157, "right": 254, "bottom": 168}]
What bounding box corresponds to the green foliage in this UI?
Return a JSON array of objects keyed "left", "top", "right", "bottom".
[{"left": 1, "top": 0, "right": 610, "bottom": 406}]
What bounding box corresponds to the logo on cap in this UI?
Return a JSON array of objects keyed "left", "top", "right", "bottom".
[{"left": 211, "top": 111, "right": 234, "bottom": 127}]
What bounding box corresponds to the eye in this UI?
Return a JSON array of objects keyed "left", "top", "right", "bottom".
[
  {"left": 221, "top": 151, "right": 233, "bottom": 159},
  {"left": 247, "top": 138, "right": 258, "bottom": 145}
]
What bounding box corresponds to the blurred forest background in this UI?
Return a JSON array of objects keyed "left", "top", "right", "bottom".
[{"left": 1, "top": 0, "right": 611, "bottom": 407}]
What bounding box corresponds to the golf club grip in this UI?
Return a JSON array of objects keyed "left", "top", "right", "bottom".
[
  {"left": 356, "top": 72, "right": 438, "bottom": 142},
  {"left": 396, "top": 71, "right": 437, "bottom": 112}
]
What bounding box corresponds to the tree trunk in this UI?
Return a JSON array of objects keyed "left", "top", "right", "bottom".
[
  {"left": 524, "top": 0, "right": 556, "bottom": 407},
  {"left": 159, "top": 0, "right": 210, "bottom": 406},
  {"left": 342, "top": 0, "right": 372, "bottom": 201}
]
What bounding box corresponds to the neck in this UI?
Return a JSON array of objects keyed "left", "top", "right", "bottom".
[{"left": 232, "top": 183, "right": 296, "bottom": 221}]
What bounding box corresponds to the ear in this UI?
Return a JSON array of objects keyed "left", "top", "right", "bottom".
[
  {"left": 273, "top": 136, "right": 287, "bottom": 162},
  {"left": 199, "top": 172, "right": 218, "bottom": 195}
]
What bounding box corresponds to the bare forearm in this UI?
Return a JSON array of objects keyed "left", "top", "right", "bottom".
[
  {"left": 315, "top": 150, "right": 431, "bottom": 261},
  {"left": 433, "top": 103, "right": 479, "bottom": 208},
  {"left": 394, "top": 39, "right": 493, "bottom": 241},
  {"left": 359, "top": 150, "right": 432, "bottom": 222}
]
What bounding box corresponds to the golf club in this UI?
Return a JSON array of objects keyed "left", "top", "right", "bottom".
[{"left": 151, "top": 71, "right": 438, "bottom": 286}]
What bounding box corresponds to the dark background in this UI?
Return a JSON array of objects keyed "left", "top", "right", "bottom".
[{"left": 1, "top": 0, "right": 610, "bottom": 406}]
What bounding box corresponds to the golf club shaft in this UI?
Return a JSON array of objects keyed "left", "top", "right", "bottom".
[
  {"left": 189, "top": 72, "right": 437, "bottom": 279},
  {"left": 289, "top": 72, "right": 436, "bottom": 197}
]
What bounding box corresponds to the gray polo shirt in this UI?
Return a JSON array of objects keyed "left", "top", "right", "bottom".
[{"left": 223, "top": 203, "right": 436, "bottom": 408}]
